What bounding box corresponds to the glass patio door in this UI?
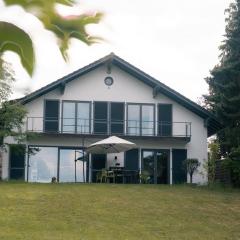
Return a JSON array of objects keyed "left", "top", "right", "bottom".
[
  {"left": 142, "top": 150, "right": 169, "bottom": 184},
  {"left": 59, "top": 149, "right": 87, "bottom": 182}
]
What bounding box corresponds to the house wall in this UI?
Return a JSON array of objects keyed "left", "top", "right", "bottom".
[{"left": 2, "top": 65, "right": 208, "bottom": 183}]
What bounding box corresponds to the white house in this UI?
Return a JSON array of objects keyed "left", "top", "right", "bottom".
[{"left": 1, "top": 53, "right": 221, "bottom": 184}]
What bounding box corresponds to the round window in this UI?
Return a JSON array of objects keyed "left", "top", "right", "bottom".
[{"left": 104, "top": 76, "right": 114, "bottom": 86}]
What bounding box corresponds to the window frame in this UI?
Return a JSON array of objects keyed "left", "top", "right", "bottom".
[
  {"left": 61, "top": 100, "right": 91, "bottom": 134},
  {"left": 126, "top": 103, "right": 155, "bottom": 136}
]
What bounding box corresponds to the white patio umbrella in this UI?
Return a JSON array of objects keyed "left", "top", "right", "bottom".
[{"left": 86, "top": 136, "right": 136, "bottom": 154}]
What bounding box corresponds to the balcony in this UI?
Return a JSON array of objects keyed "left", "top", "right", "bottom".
[{"left": 25, "top": 117, "right": 191, "bottom": 142}]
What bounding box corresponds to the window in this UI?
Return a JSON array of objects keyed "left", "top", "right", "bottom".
[
  {"left": 77, "top": 103, "right": 91, "bottom": 133},
  {"left": 62, "top": 101, "right": 91, "bottom": 134},
  {"left": 62, "top": 102, "right": 75, "bottom": 133},
  {"left": 127, "top": 104, "right": 154, "bottom": 136},
  {"left": 127, "top": 105, "right": 140, "bottom": 135},
  {"left": 142, "top": 105, "right": 154, "bottom": 136},
  {"left": 28, "top": 147, "right": 87, "bottom": 183}
]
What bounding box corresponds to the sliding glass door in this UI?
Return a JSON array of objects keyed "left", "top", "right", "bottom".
[
  {"left": 59, "top": 149, "right": 86, "bottom": 182},
  {"left": 142, "top": 149, "right": 169, "bottom": 184}
]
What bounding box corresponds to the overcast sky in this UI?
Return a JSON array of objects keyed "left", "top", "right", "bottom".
[{"left": 0, "top": 0, "right": 233, "bottom": 102}]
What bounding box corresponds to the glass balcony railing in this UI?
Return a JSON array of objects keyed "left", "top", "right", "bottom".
[{"left": 25, "top": 117, "right": 191, "bottom": 138}]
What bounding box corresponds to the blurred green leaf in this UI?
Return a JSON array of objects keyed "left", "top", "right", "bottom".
[
  {"left": 1, "top": 0, "right": 103, "bottom": 70},
  {"left": 3, "top": 0, "right": 75, "bottom": 9},
  {"left": 0, "top": 22, "right": 35, "bottom": 76}
]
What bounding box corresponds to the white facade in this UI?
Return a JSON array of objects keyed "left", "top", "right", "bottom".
[{"left": 2, "top": 55, "right": 211, "bottom": 184}]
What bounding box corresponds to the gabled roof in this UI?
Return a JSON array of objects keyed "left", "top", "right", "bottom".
[{"left": 20, "top": 53, "right": 221, "bottom": 136}]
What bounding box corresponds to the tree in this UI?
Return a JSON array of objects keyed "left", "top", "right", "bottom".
[
  {"left": 205, "top": 1, "right": 240, "bottom": 152},
  {"left": 204, "top": 0, "right": 240, "bottom": 186},
  {"left": 0, "top": 0, "right": 103, "bottom": 76},
  {"left": 183, "top": 158, "right": 200, "bottom": 184}
]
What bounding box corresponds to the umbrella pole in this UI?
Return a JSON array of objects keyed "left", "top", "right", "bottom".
[
  {"left": 74, "top": 150, "right": 77, "bottom": 183},
  {"left": 82, "top": 137, "right": 85, "bottom": 183}
]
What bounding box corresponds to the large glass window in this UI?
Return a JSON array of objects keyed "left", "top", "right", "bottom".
[
  {"left": 127, "top": 104, "right": 154, "bottom": 136},
  {"left": 62, "top": 101, "right": 91, "bottom": 134},
  {"left": 77, "top": 102, "right": 91, "bottom": 134},
  {"left": 62, "top": 102, "right": 75, "bottom": 133},
  {"left": 127, "top": 105, "right": 140, "bottom": 135},
  {"left": 59, "top": 149, "right": 86, "bottom": 182},
  {"left": 142, "top": 105, "right": 154, "bottom": 136},
  {"left": 28, "top": 147, "right": 58, "bottom": 182}
]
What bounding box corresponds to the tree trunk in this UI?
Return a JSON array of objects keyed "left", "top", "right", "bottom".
[{"left": 190, "top": 174, "right": 193, "bottom": 184}]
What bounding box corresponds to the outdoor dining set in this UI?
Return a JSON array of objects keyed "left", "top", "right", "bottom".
[
  {"left": 87, "top": 136, "right": 152, "bottom": 184},
  {"left": 95, "top": 167, "right": 140, "bottom": 184}
]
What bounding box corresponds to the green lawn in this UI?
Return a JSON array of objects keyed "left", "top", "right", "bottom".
[{"left": 0, "top": 183, "right": 239, "bottom": 240}]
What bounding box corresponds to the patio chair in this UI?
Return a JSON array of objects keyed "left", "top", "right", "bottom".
[
  {"left": 96, "top": 169, "right": 115, "bottom": 183},
  {"left": 140, "top": 170, "right": 151, "bottom": 184},
  {"left": 106, "top": 170, "right": 115, "bottom": 183}
]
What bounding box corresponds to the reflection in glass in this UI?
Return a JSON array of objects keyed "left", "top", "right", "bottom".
[
  {"left": 59, "top": 149, "right": 86, "bottom": 182},
  {"left": 28, "top": 147, "right": 58, "bottom": 182},
  {"left": 142, "top": 151, "right": 154, "bottom": 184},
  {"left": 62, "top": 102, "right": 75, "bottom": 133},
  {"left": 127, "top": 105, "right": 140, "bottom": 135},
  {"left": 156, "top": 151, "right": 168, "bottom": 184},
  {"left": 77, "top": 102, "right": 90, "bottom": 134},
  {"left": 142, "top": 105, "right": 154, "bottom": 136}
]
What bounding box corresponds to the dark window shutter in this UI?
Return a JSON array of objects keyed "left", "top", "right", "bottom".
[
  {"left": 172, "top": 149, "right": 187, "bottom": 184},
  {"left": 110, "top": 102, "right": 124, "bottom": 134},
  {"left": 94, "top": 102, "right": 108, "bottom": 134},
  {"left": 44, "top": 100, "right": 59, "bottom": 132},
  {"left": 125, "top": 149, "right": 139, "bottom": 170},
  {"left": 158, "top": 104, "right": 172, "bottom": 136},
  {"left": 10, "top": 145, "right": 25, "bottom": 180}
]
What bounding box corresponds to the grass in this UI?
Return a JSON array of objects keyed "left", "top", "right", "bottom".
[{"left": 0, "top": 183, "right": 239, "bottom": 240}]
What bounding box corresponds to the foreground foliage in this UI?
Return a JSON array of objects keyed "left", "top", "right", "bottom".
[{"left": 0, "top": 183, "right": 239, "bottom": 240}]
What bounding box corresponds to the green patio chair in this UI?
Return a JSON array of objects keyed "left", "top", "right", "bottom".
[{"left": 140, "top": 170, "right": 151, "bottom": 184}]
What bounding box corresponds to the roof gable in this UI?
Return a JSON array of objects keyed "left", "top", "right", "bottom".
[{"left": 20, "top": 53, "right": 221, "bottom": 136}]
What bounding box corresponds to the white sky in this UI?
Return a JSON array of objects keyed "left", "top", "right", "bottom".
[{"left": 0, "top": 0, "right": 233, "bottom": 101}]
